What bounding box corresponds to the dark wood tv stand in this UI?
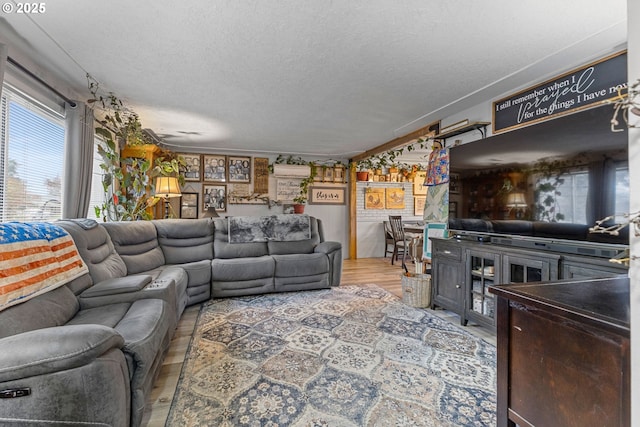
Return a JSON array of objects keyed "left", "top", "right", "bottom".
[
  {"left": 490, "top": 276, "right": 630, "bottom": 427},
  {"left": 429, "top": 235, "right": 627, "bottom": 329}
]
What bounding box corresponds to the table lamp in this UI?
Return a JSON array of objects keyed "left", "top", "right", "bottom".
[{"left": 155, "top": 176, "right": 182, "bottom": 218}]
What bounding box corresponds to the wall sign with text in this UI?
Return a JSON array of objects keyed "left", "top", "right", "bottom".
[
  {"left": 309, "top": 186, "right": 346, "bottom": 205},
  {"left": 492, "top": 51, "right": 627, "bottom": 133}
]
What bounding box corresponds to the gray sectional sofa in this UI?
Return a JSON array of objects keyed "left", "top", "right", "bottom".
[{"left": 0, "top": 215, "right": 341, "bottom": 427}]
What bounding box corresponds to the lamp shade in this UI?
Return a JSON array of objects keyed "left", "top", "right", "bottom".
[
  {"left": 506, "top": 192, "right": 526, "bottom": 207},
  {"left": 155, "top": 176, "right": 182, "bottom": 198}
]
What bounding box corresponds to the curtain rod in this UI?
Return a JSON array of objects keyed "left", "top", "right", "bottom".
[{"left": 7, "top": 56, "right": 76, "bottom": 106}]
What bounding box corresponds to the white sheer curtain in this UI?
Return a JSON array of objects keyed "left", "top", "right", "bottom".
[{"left": 63, "top": 101, "right": 95, "bottom": 218}]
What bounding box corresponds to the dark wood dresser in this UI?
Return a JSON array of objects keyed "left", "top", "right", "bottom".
[{"left": 489, "top": 276, "right": 630, "bottom": 427}]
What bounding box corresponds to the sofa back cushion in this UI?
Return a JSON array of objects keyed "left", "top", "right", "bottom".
[
  {"left": 213, "top": 218, "right": 268, "bottom": 259},
  {"left": 268, "top": 217, "right": 322, "bottom": 255},
  {"left": 153, "top": 218, "right": 214, "bottom": 264},
  {"left": 57, "top": 219, "right": 127, "bottom": 283},
  {"left": 102, "top": 221, "right": 165, "bottom": 274},
  {"left": 0, "top": 284, "right": 79, "bottom": 339}
]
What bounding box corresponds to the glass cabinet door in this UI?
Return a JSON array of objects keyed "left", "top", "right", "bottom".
[
  {"left": 503, "top": 254, "right": 556, "bottom": 284},
  {"left": 467, "top": 250, "right": 499, "bottom": 325}
]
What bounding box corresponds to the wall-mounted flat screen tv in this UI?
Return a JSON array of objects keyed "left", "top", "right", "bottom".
[{"left": 449, "top": 106, "right": 628, "bottom": 228}]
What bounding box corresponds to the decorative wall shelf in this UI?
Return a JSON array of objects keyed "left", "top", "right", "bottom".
[{"left": 435, "top": 121, "right": 491, "bottom": 142}]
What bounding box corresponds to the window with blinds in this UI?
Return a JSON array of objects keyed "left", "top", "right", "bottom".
[{"left": 0, "top": 85, "right": 65, "bottom": 221}]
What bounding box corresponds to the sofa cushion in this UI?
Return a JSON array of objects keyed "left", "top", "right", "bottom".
[
  {"left": 67, "top": 302, "right": 132, "bottom": 328},
  {"left": 58, "top": 219, "right": 127, "bottom": 284},
  {"left": 0, "top": 285, "right": 79, "bottom": 339},
  {"left": 0, "top": 324, "right": 125, "bottom": 383},
  {"left": 67, "top": 298, "right": 171, "bottom": 427},
  {"left": 267, "top": 217, "right": 321, "bottom": 255},
  {"left": 103, "top": 221, "right": 165, "bottom": 274},
  {"left": 212, "top": 256, "right": 275, "bottom": 281},
  {"left": 272, "top": 253, "right": 329, "bottom": 277},
  {"left": 212, "top": 218, "right": 268, "bottom": 258},
  {"left": 153, "top": 218, "right": 214, "bottom": 264}
]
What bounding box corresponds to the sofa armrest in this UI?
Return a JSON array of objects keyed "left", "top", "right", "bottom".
[
  {"left": 0, "top": 324, "right": 124, "bottom": 383},
  {"left": 81, "top": 275, "right": 153, "bottom": 298},
  {"left": 314, "top": 241, "right": 341, "bottom": 254}
]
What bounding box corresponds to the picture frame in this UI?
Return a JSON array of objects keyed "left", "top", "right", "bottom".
[
  {"left": 202, "top": 154, "right": 227, "bottom": 182},
  {"left": 322, "top": 166, "right": 334, "bottom": 182},
  {"left": 180, "top": 192, "right": 199, "bottom": 219},
  {"left": 413, "top": 171, "right": 427, "bottom": 195},
  {"left": 414, "top": 196, "right": 426, "bottom": 216},
  {"left": 202, "top": 184, "right": 227, "bottom": 213},
  {"left": 228, "top": 156, "right": 251, "bottom": 183},
  {"left": 253, "top": 157, "right": 270, "bottom": 194},
  {"left": 180, "top": 153, "right": 202, "bottom": 182},
  {"left": 364, "top": 187, "right": 385, "bottom": 209},
  {"left": 309, "top": 186, "right": 346, "bottom": 205},
  {"left": 386, "top": 187, "right": 405, "bottom": 209},
  {"left": 333, "top": 165, "right": 346, "bottom": 183}
]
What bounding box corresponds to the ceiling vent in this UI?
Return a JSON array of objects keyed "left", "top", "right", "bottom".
[{"left": 272, "top": 164, "right": 311, "bottom": 178}]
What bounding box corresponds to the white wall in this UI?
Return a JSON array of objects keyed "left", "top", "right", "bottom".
[{"left": 355, "top": 181, "right": 423, "bottom": 258}]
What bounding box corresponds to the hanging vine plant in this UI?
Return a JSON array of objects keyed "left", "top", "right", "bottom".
[{"left": 87, "top": 75, "right": 184, "bottom": 221}]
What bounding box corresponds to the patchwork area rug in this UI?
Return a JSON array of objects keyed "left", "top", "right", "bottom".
[{"left": 166, "top": 285, "right": 496, "bottom": 426}]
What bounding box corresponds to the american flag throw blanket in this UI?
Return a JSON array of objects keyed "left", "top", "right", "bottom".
[{"left": 0, "top": 222, "right": 88, "bottom": 312}]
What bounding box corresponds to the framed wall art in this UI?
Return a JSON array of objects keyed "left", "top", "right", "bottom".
[
  {"left": 322, "top": 166, "right": 334, "bottom": 182},
  {"left": 203, "top": 184, "right": 227, "bottom": 213},
  {"left": 413, "top": 171, "right": 427, "bottom": 195},
  {"left": 180, "top": 192, "right": 199, "bottom": 219},
  {"left": 228, "top": 156, "right": 251, "bottom": 183},
  {"left": 309, "top": 186, "right": 346, "bottom": 205},
  {"left": 386, "top": 187, "right": 405, "bottom": 209},
  {"left": 333, "top": 165, "right": 346, "bottom": 183},
  {"left": 364, "top": 187, "right": 385, "bottom": 209},
  {"left": 253, "top": 157, "right": 270, "bottom": 194},
  {"left": 414, "top": 196, "right": 426, "bottom": 216},
  {"left": 203, "top": 154, "right": 227, "bottom": 182},
  {"left": 180, "top": 153, "right": 202, "bottom": 182}
]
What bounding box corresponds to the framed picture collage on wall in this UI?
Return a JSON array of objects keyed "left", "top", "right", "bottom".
[{"left": 178, "top": 154, "right": 267, "bottom": 217}]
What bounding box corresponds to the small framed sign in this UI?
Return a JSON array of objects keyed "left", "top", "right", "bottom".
[{"left": 309, "top": 186, "right": 346, "bottom": 205}]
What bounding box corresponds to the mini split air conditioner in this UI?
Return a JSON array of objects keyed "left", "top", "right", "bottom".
[{"left": 272, "top": 164, "right": 311, "bottom": 178}]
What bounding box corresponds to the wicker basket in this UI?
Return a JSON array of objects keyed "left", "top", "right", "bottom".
[{"left": 400, "top": 273, "right": 432, "bottom": 308}]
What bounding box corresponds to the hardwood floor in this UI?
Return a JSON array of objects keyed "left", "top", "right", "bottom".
[{"left": 141, "top": 257, "right": 495, "bottom": 426}]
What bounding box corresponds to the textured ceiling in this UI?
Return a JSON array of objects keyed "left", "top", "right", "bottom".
[{"left": 0, "top": 0, "right": 628, "bottom": 159}]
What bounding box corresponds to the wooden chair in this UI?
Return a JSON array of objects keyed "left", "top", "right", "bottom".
[
  {"left": 383, "top": 221, "right": 394, "bottom": 258},
  {"left": 388, "top": 215, "right": 408, "bottom": 265}
]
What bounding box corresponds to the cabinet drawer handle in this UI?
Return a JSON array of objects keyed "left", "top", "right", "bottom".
[
  {"left": 456, "top": 285, "right": 461, "bottom": 288},
  {"left": 443, "top": 250, "right": 452, "bottom": 254}
]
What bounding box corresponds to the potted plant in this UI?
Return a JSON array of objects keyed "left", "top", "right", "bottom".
[
  {"left": 292, "top": 168, "right": 317, "bottom": 213},
  {"left": 355, "top": 158, "right": 374, "bottom": 181}
]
